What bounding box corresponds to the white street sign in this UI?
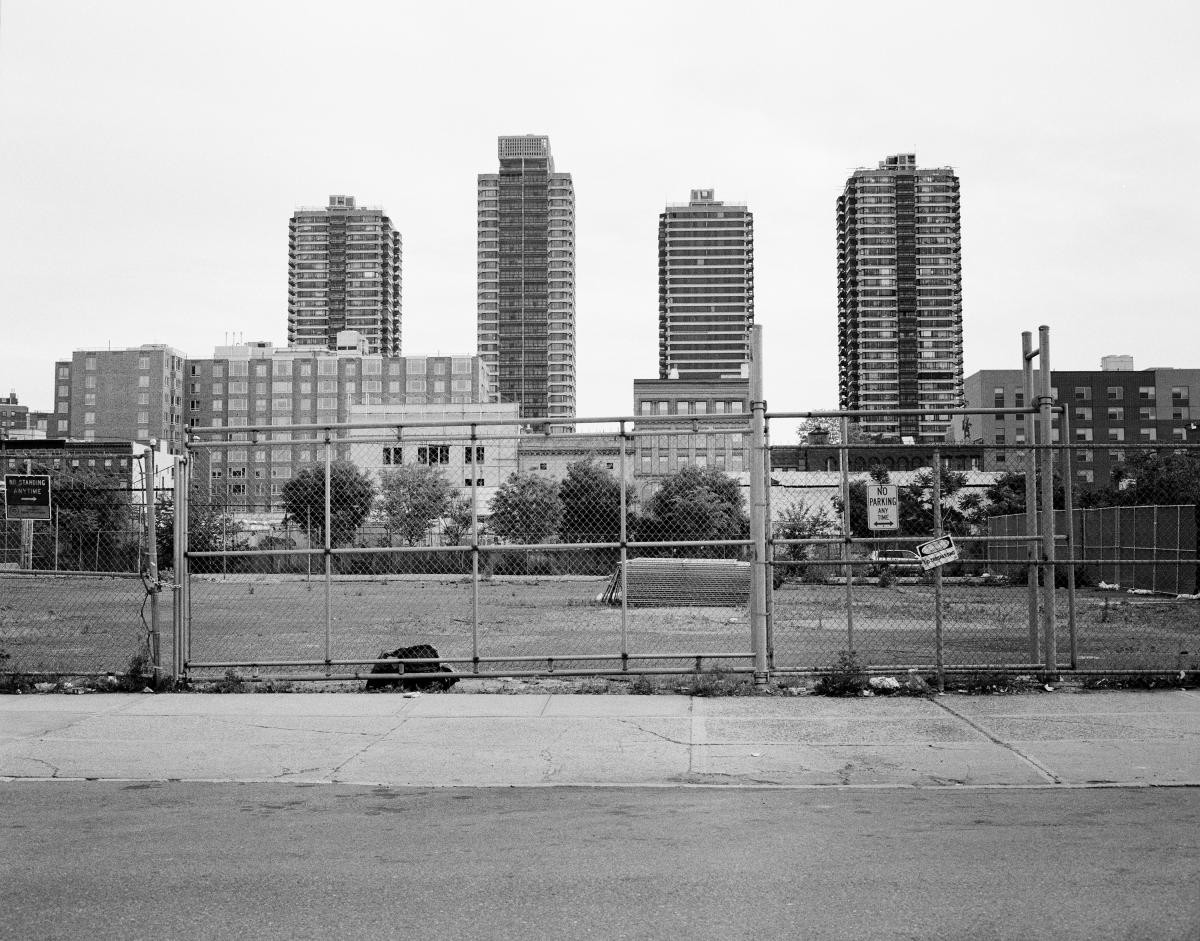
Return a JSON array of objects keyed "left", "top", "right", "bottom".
[
  {"left": 866, "top": 484, "right": 899, "bottom": 531},
  {"left": 916, "top": 535, "right": 959, "bottom": 570}
]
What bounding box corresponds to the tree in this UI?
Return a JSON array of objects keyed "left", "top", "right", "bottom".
[
  {"left": 441, "top": 493, "right": 477, "bottom": 546},
  {"left": 836, "top": 467, "right": 976, "bottom": 538},
  {"left": 637, "top": 466, "right": 749, "bottom": 552},
  {"left": 487, "top": 472, "right": 563, "bottom": 544},
  {"left": 558, "top": 459, "right": 628, "bottom": 544},
  {"left": 797, "top": 416, "right": 842, "bottom": 445},
  {"left": 773, "top": 498, "right": 839, "bottom": 583},
  {"left": 281, "top": 461, "right": 376, "bottom": 548},
  {"left": 1091, "top": 449, "right": 1200, "bottom": 508},
  {"left": 897, "top": 469, "right": 974, "bottom": 537},
  {"left": 154, "top": 486, "right": 238, "bottom": 570},
  {"left": 797, "top": 416, "right": 872, "bottom": 445},
  {"left": 377, "top": 465, "right": 454, "bottom": 546},
  {"left": 48, "top": 469, "right": 140, "bottom": 572}
]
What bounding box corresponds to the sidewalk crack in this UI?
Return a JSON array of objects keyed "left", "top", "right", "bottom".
[
  {"left": 932, "top": 699, "right": 1062, "bottom": 784},
  {"left": 328, "top": 717, "right": 409, "bottom": 782},
  {"left": 615, "top": 718, "right": 691, "bottom": 747},
  {"left": 13, "top": 756, "right": 60, "bottom": 778}
]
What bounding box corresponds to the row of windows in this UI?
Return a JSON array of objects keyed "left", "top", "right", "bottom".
[
  {"left": 189, "top": 358, "right": 475, "bottom": 379},
  {"left": 637, "top": 400, "right": 746, "bottom": 416}
]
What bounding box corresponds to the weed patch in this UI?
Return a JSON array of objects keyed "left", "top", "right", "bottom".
[{"left": 812, "top": 651, "right": 870, "bottom": 697}]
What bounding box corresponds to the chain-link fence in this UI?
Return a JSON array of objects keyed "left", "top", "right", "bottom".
[
  {"left": 766, "top": 422, "right": 1199, "bottom": 675},
  {"left": 766, "top": 436, "right": 1041, "bottom": 674},
  {"left": 168, "top": 401, "right": 1200, "bottom": 683},
  {"left": 14, "top": 375, "right": 1196, "bottom": 685},
  {"left": 1, "top": 456, "right": 167, "bottom": 678},
  {"left": 177, "top": 415, "right": 756, "bottom": 682}
]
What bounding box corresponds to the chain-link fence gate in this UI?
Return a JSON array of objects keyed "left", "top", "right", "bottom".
[
  {"left": 0, "top": 451, "right": 167, "bottom": 680},
  {"left": 175, "top": 410, "right": 760, "bottom": 683}
]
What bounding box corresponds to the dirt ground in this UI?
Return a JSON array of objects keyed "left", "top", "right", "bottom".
[{"left": 2, "top": 573, "right": 1197, "bottom": 677}]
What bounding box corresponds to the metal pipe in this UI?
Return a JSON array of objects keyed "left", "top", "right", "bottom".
[
  {"left": 1022, "top": 331, "right": 1041, "bottom": 663},
  {"left": 748, "top": 325, "right": 768, "bottom": 686},
  {"left": 767, "top": 407, "right": 1049, "bottom": 420},
  {"left": 1038, "top": 325, "right": 1057, "bottom": 676},
  {"left": 840, "top": 415, "right": 854, "bottom": 654},
  {"left": 932, "top": 448, "right": 945, "bottom": 693},
  {"left": 171, "top": 456, "right": 185, "bottom": 680},
  {"left": 177, "top": 456, "right": 192, "bottom": 677},
  {"left": 1060, "top": 413, "right": 1079, "bottom": 669},
  {"left": 184, "top": 667, "right": 761, "bottom": 682},
  {"left": 186, "top": 651, "right": 757, "bottom": 668},
  {"left": 323, "top": 433, "right": 332, "bottom": 669},
  {"left": 185, "top": 414, "right": 757, "bottom": 435},
  {"left": 618, "top": 422, "right": 629, "bottom": 668},
  {"left": 771, "top": 534, "right": 1054, "bottom": 546},
  {"left": 143, "top": 450, "right": 160, "bottom": 678},
  {"left": 763, "top": 414, "right": 775, "bottom": 672},
  {"left": 470, "top": 423, "right": 480, "bottom": 673}
]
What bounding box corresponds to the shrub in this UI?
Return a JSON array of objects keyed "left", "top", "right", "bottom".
[{"left": 812, "top": 650, "right": 870, "bottom": 697}]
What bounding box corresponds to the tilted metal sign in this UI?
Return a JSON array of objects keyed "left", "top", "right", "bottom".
[
  {"left": 915, "top": 535, "right": 959, "bottom": 570},
  {"left": 866, "top": 484, "right": 899, "bottom": 531},
  {"left": 4, "top": 474, "right": 52, "bottom": 521}
]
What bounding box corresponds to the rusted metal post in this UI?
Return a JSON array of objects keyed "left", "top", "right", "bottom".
[
  {"left": 1037, "top": 325, "right": 1058, "bottom": 677},
  {"left": 1022, "top": 330, "right": 1040, "bottom": 662},
  {"left": 143, "top": 450, "right": 161, "bottom": 678},
  {"left": 748, "top": 325, "right": 769, "bottom": 686},
  {"left": 1060, "top": 408, "right": 1078, "bottom": 669},
  {"left": 323, "top": 432, "right": 333, "bottom": 671},
  {"left": 840, "top": 415, "right": 854, "bottom": 654},
  {"left": 932, "top": 448, "right": 945, "bottom": 693},
  {"left": 618, "top": 421, "right": 629, "bottom": 669},
  {"left": 470, "top": 424, "right": 480, "bottom": 673}
]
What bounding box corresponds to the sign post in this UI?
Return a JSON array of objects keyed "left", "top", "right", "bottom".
[
  {"left": 5, "top": 474, "right": 50, "bottom": 571},
  {"left": 867, "top": 484, "right": 899, "bottom": 532}
]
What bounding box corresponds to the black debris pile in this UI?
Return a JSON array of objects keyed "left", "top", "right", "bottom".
[{"left": 366, "top": 643, "right": 458, "bottom": 692}]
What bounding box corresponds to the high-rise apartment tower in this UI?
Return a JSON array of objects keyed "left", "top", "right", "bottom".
[
  {"left": 477, "top": 135, "right": 576, "bottom": 430},
  {"left": 837, "top": 154, "right": 964, "bottom": 440},
  {"left": 658, "top": 189, "right": 754, "bottom": 380},
  {"left": 288, "top": 195, "right": 402, "bottom": 356}
]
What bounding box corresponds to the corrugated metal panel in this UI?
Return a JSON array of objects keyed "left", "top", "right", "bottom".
[{"left": 602, "top": 558, "right": 749, "bottom": 607}]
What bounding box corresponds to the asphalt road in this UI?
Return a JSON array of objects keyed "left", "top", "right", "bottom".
[{"left": 2, "top": 783, "right": 1198, "bottom": 940}]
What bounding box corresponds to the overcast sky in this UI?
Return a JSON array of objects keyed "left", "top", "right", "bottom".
[{"left": 1, "top": 0, "right": 1197, "bottom": 423}]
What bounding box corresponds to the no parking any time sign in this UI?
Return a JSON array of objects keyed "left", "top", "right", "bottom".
[{"left": 866, "top": 484, "right": 899, "bottom": 531}]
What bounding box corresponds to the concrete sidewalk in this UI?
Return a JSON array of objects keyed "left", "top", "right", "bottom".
[{"left": 2, "top": 690, "right": 1198, "bottom": 788}]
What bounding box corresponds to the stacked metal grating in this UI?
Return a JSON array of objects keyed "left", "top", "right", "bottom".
[{"left": 601, "top": 558, "right": 751, "bottom": 607}]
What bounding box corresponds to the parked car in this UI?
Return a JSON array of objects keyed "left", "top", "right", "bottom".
[{"left": 867, "top": 549, "right": 922, "bottom": 576}]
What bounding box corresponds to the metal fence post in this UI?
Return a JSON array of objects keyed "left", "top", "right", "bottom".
[
  {"left": 748, "top": 325, "right": 769, "bottom": 685},
  {"left": 172, "top": 455, "right": 190, "bottom": 680},
  {"left": 1060, "top": 410, "right": 1078, "bottom": 669},
  {"left": 143, "top": 450, "right": 161, "bottom": 678},
  {"left": 763, "top": 415, "right": 775, "bottom": 672},
  {"left": 618, "top": 422, "right": 629, "bottom": 670},
  {"left": 1022, "top": 331, "right": 1040, "bottom": 662},
  {"left": 840, "top": 415, "right": 854, "bottom": 655},
  {"left": 932, "top": 448, "right": 945, "bottom": 692},
  {"left": 470, "top": 423, "right": 480, "bottom": 674},
  {"left": 1037, "top": 325, "right": 1058, "bottom": 677},
  {"left": 323, "top": 432, "right": 333, "bottom": 671}
]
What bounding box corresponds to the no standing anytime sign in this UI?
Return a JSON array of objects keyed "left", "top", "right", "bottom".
[{"left": 4, "top": 474, "right": 52, "bottom": 522}]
